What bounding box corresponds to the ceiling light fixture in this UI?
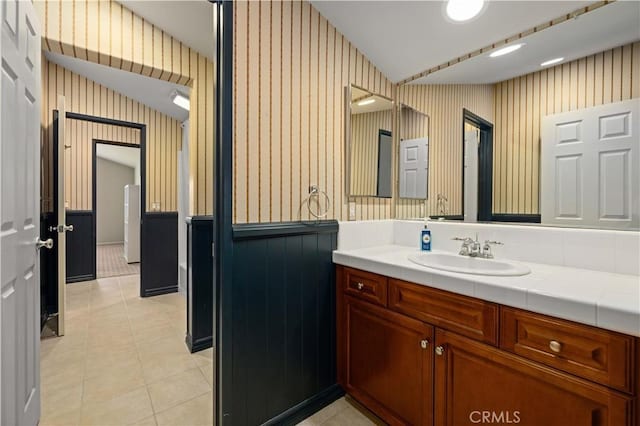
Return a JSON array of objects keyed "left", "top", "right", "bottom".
[
  {"left": 540, "top": 57, "right": 564, "bottom": 67},
  {"left": 446, "top": 0, "right": 485, "bottom": 22},
  {"left": 171, "top": 90, "right": 190, "bottom": 111},
  {"left": 357, "top": 98, "right": 376, "bottom": 106},
  {"left": 489, "top": 43, "right": 525, "bottom": 58}
]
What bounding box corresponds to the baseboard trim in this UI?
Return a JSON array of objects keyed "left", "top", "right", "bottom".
[
  {"left": 142, "top": 284, "right": 178, "bottom": 297},
  {"left": 263, "top": 384, "right": 345, "bottom": 426},
  {"left": 185, "top": 333, "right": 213, "bottom": 353},
  {"left": 66, "top": 274, "right": 95, "bottom": 283}
]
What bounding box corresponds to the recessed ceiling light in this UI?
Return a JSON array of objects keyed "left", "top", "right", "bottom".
[
  {"left": 171, "top": 90, "right": 190, "bottom": 111},
  {"left": 357, "top": 98, "right": 376, "bottom": 106},
  {"left": 541, "top": 57, "right": 564, "bottom": 67},
  {"left": 446, "top": 0, "right": 485, "bottom": 22},
  {"left": 489, "top": 43, "right": 525, "bottom": 58}
]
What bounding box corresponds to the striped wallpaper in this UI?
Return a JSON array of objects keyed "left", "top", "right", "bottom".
[
  {"left": 493, "top": 41, "right": 640, "bottom": 214},
  {"left": 349, "top": 110, "right": 392, "bottom": 196},
  {"left": 42, "top": 58, "right": 182, "bottom": 212},
  {"left": 35, "top": 0, "right": 215, "bottom": 215},
  {"left": 233, "top": 0, "right": 394, "bottom": 223},
  {"left": 396, "top": 84, "right": 494, "bottom": 218}
]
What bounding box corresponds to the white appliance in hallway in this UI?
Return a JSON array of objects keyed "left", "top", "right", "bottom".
[
  {"left": 542, "top": 98, "right": 640, "bottom": 229},
  {"left": 124, "top": 184, "right": 140, "bottom": 263},
  {"left": 1, "top": 2, "right": 42, "bottom": 425}
]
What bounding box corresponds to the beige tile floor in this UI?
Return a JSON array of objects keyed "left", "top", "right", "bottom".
[
  {"left": 296, "top": 398, "right": 379, "bottom": 426},
  {"left": 40, "top": 274, "right": 213, "bottom": 426},
  {"left": 40, "top": 274, "right": 379, "bottom": 426}
]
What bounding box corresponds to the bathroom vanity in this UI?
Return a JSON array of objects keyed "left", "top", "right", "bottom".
[{"left": 334, "top": 220, "right": 640, "bottom": 426}]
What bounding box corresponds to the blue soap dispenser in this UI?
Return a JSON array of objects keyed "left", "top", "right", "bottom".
[{"left": 421, "top": 218, "right": 432, "bottom": 251}]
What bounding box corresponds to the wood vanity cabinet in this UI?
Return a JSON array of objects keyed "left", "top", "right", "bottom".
[
  {"left": 336, "top": 265, "right": 638, "bottom": 426},
  {"left": 434, "top": 329, "right": 634, "bottom": 426}
]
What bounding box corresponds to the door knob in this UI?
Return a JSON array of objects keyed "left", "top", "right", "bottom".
[
  {"left": 356, "top": 282, "right": 364, "bottom": 290},
  {"left": 435, "top": 346, "right": 445, "bottom": 356},
  {"left": 37, "top": 238, "right": 54, "bottom": 250},
  {"left": 49, "top": 224, "right": 74, "bottom": 233},
  {"left": 420, "top": 339, "right": 429, "bottom": 349}
]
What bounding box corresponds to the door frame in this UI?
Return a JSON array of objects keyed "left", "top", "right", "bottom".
[
  {"left": 461, "top": 109, "right": 493, "bottom": 222},
  {"left": 92, "top": 138, "right": 142, "bottom": 277},
  {"left": 63, "top": 112, "right": 148, "bottom": 296},
  {"left": 376, "top": 129, "right": 393, "bottom": 198}
]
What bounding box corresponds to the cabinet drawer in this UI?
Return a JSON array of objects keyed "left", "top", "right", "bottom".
[
  {"left": 388, "top": 279, "right": 498, "bottom": 345},
  {"left": 500, "top": 307, "right": 636, "bottom": 393},
  {"left": 343, "top": 267, "right": 387, "bottom": 307}
]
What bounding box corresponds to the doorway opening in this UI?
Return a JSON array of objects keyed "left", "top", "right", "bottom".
[
  {"left": 93, "top": 140, "right": 141, "bottom": 279},
  {"left": 462, "top": 109, "right": 494, "bottom": 222}
]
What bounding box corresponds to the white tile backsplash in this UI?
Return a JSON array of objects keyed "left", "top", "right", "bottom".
[
  {"left": 562, "top": 228, "right": 616, "bottom": 273},
  {"left": 614, "top": 232, "right": 640, "bottom": 276},
  {"left": 337, "top": 220, "right": 394, "bottom": 250},
  {"left": 341, "top": 220, "right": 640, "bottom": 276}
]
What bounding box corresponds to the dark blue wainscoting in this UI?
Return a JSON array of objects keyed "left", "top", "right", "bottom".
[
  {"left": 141, "top": 212, "right": 178, "bottom": 297},
  {"left": 186, "top": 216, "right": 214, "bottom": 353},
  {"left": 230, "top": 221, "right": 343, "bottom": 426},
  {"left": 66, "top": 210, "right": 96, "bottom": 283}
]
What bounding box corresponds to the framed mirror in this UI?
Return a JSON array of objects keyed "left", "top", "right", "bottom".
[
  {"left": 346, "top": 85, "right": 394, "bottom": 198},
  {"left": 394, "top": 1, "right": 639, "bottom": 230}
]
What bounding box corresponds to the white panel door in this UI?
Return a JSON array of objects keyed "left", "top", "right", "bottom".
[
  {"left": 541, "top": 99, "right": 640, "bottom": 229},
  {"left": 1, "top": 1, "right": 42, "bottom": 425},
  {"left": 463, "top": 130, "right": 479, "bottom": 222},
  {"left": 399, "top": 137, "right": 428, "bottom": 199}
]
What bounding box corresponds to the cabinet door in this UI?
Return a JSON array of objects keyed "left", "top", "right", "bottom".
[
  {"left": 434, "top": 329, "right": 634, "bottom": 426},
  {"left": 344, "top": 296, "right": 433, "bottom": 425}
]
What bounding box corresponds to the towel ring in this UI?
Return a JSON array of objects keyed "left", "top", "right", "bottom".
[{"left": 307, "top": 186, "right": 330, "bottom": 219}]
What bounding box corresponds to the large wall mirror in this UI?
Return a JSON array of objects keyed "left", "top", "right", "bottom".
[
  {"left": 394, "top": 1, "right": 639, "bottom": 231},
  {"left": 346, "top": 85, "right": 394, "bottom": 198}
]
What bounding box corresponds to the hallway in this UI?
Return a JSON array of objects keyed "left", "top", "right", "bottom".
[
  {"left": 40, "top": 275, "right": 213, "bottom": 426},
  {"left": 96, "top": 244, "right": 140, "bottom": 279}
]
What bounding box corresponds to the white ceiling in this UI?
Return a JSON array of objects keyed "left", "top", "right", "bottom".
[
  {"left": 45, "top": 51, "right": 190, "bottom": 122},
  {"left": 117, "top": 1, "right": 215, "bottom": 61},
  {"left": 351, "top": 87, "right": 393, "bottom": 114},
  {"left": 415, "top": 1, "right": 640, "bottom": 84},
  {"left": 96, "top": 143, "right": 140, "bottom": 173},
  {"left": 311, "top": 0, "right": 595, "bottom": 83}
]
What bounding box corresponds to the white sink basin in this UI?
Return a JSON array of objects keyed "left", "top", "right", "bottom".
[{"left": 408, "top": 252, "right": 531, "bottom": 276}]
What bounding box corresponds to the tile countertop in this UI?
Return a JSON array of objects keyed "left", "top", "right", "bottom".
[{"left": 333, "top": 245, "right": 640, "bottom": 338}]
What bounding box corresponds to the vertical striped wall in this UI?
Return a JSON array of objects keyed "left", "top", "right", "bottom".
[
  {"left": 233, "top": 0, "right": 394, "bottom": 223},
  {"left": 41, "top": 58, "right": 182, "bottom": 212},
  {"left": 349, "top": 110, "right": 392, "bottom": 196},
  {"left": 493, "top": 41, "right": 640, "bottom": 214},
  {"left": 396, "top": 106, "right": 430, "bottom": 219},
  {"left": 397, "top": 84, "right": 494, "bottom": 217},
  {"left": 35, "top": 0, "right": 215, "bottom": 215}
]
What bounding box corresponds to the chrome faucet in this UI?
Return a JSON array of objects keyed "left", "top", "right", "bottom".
[{"left": 453, "top": 233, "right": 503, "bottom": 258}]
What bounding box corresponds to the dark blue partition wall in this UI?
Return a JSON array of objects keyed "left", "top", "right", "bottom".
[{"left": 229, "top": 221, "right": 342, "bottom": 425}]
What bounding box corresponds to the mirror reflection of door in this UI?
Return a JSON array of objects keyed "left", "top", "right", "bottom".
[
  {"left": 377, "top": 130, "right": 393, "bottom": 198},
  {"left": 464, "top": 125, "right": 480, "bottom": 222}
]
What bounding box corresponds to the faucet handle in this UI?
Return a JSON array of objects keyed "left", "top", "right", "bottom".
[
  {"left": 484, "top": 240, "right": 504, "bottom": 246},
  {"left": 452, "top": 237, "right": 467, "bottom": 241}
]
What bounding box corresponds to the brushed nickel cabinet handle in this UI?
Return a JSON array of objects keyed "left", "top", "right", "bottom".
[
  {"left": 549, "top": 340, "right": 562, "bottom": 353},
  {"left": 420, "top": 339, "right": 429, "bottom": 349},
  {"left": 435, "top": 346, "right": 445, "bottom": 356}
]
